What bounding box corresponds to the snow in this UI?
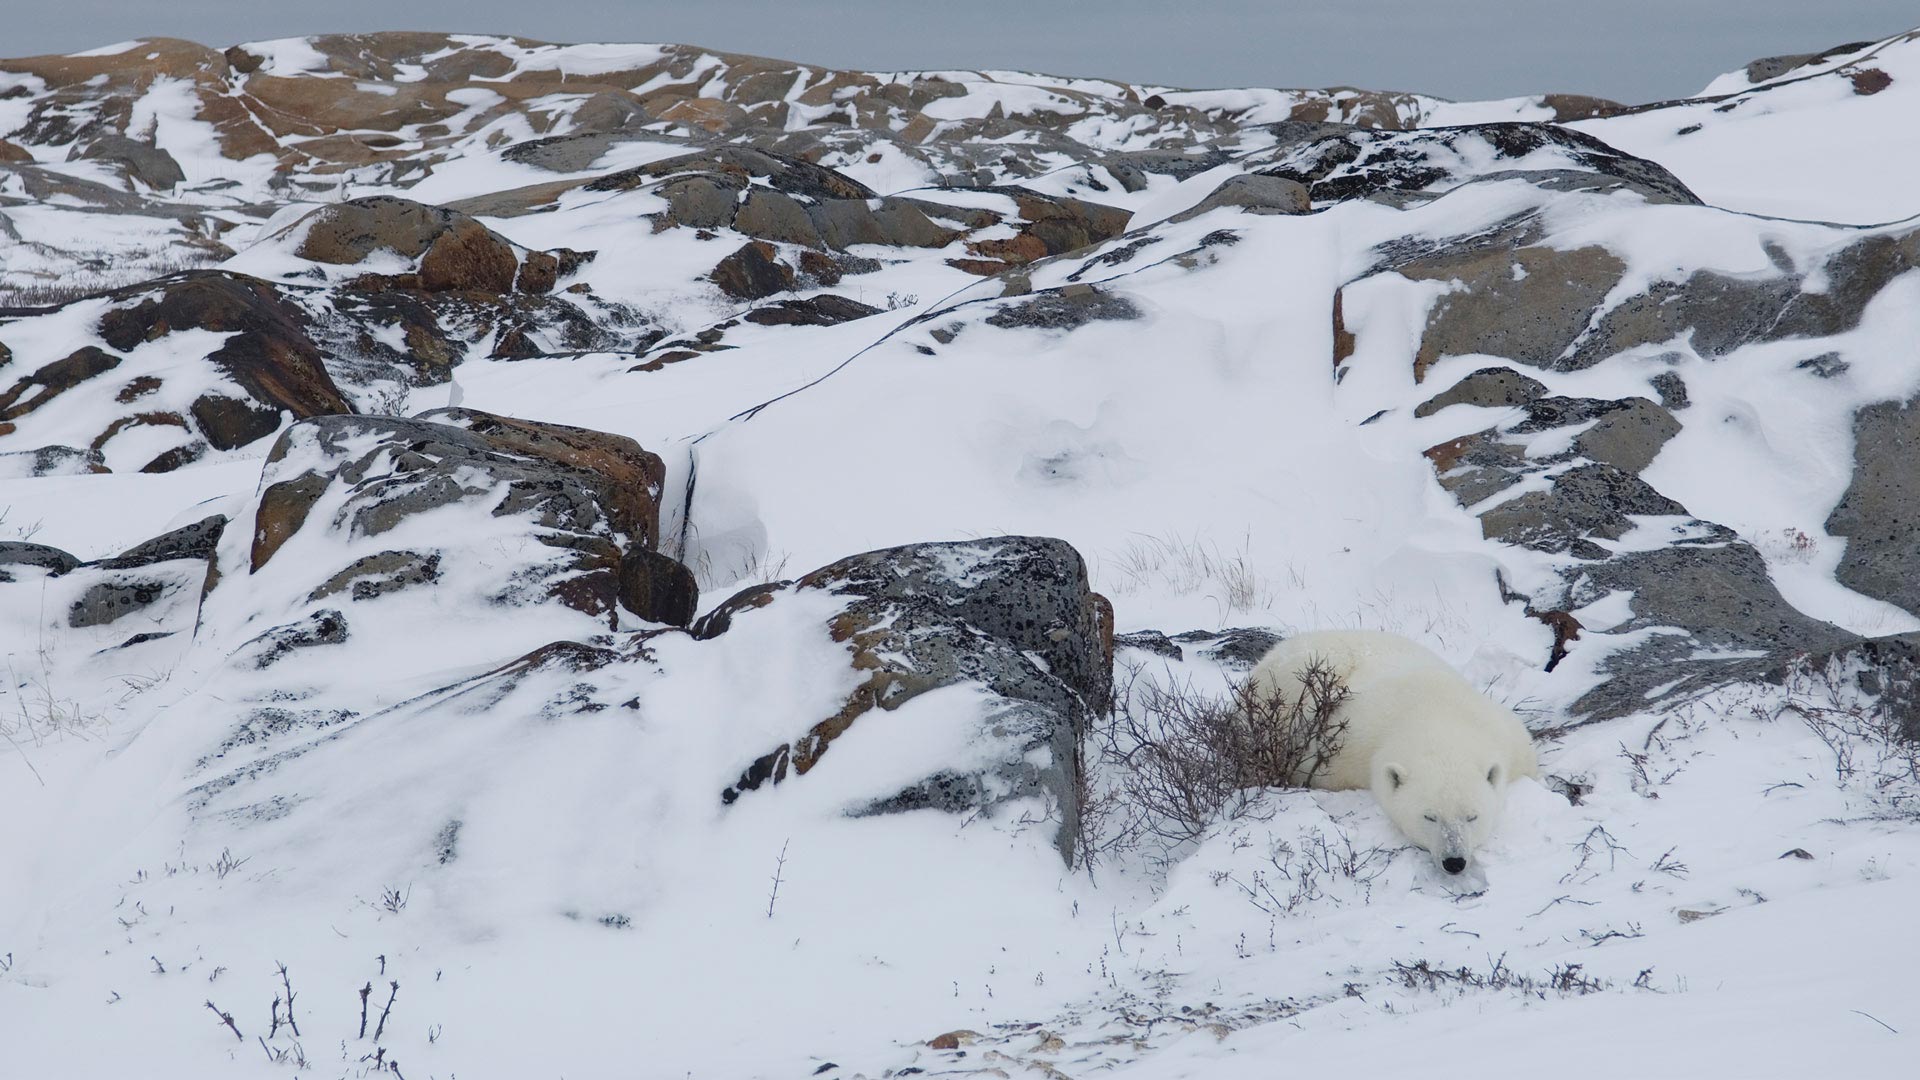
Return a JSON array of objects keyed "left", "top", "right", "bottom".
[{"left": 5, "top": 22, "right": 1920, "bottom": 1080}]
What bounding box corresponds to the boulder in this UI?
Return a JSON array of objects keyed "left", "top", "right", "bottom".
[
  {"left": 1827, "top": 395, "right": 1920, "bottom": 616},
  {"left": 711, "top": 241, "right": 796, "bottom": 301},
  {"left": 618, "top": 549, "right": 700, "bottom": 628},
  {"left": 712, "top": 537, "right": 1114, "bottom": 862},
  {"left": 70, "top": 135, "right": 186, "bottom": 190},
  {"left": 96, "top": 272, "right": 353, "bottom": 440},
  {"left": 250, "top": 411, "right": 665, "bottom": 623},
  {"left": 1172, "top": 173, "right": 1312, "bottom": 221},
  {"left": 1255, "top": 122, "right": 1699, "bottom": 207}
]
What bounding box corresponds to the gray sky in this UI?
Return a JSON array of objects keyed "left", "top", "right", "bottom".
[{"left": 12, "top": 1, "right": 1917, "bottom": 103}]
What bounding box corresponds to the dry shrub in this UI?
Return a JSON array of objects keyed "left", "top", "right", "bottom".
[{"left": 1091, "top": 658, "right": 1351, "bottom": 851}]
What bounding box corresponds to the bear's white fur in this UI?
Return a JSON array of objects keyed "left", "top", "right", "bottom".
[{"left": 1245, "top": 629, "right": 1539, "bottom": 875}]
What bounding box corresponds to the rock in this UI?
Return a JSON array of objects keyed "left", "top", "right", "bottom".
[
  {"left": 741, "top": 295, "right": 883, "bottom": 327},
  {"left": 1565, "top": 553, "right": 1857, "bottom": 724},
  {"left": 288, "top": 196, "right": 565, "bottom": 295},
  {"left": 96, "top": 272, "right": 353, "bottom": 441},
  {"left": 70, "top": 135, "right": 185, "bottom": 190},
  {"left": 1172, "top": 173, "right": 1311, "bottom": 221},
  {"left": 307, "top": 550, "right": 443, "bottom": 602},
  {"left": 189, "top": 393, "right": 285, "bottom": 452},
  {"left": 618, "top": 549, "right": 700, "bottom": 628},
  {"left": 0, "top": 445, "right": 109, "bottom": 478},
  {"left": 1507, "top": 396, "right": 1681, "bottom": 476},
  {"left": 1414, "top": 367, "right": 1547, "bottom": 417},
  {"left": 0, "top": 346, "right": 122, "bottom": 421},
  {"left": 714, "top": 537, "right": 1113, "bottom": 862},
  {"left": 240, "top": 608, "right": 351, "bottom": 669},
  {"left": 1650, "top": 371, "right": 1690, "bottom": 410},
  {"left": 68, "top": 577, "right": 183, "bottom": 628},
  {"left": 1478, "top": 463, "right": 1689, "bottom": 553},
  {"left": 1826, "top": 395, "right": 1920, "bottom": 616},
  {"left": 94, "top": 514, "right": 227, "bottom": 571},
  {"left": 985, "top": 286, "right": 1140, "bottom": 331},
  {"left": 1256, "top": 123, "right": 1699, "bottom": 207},
  {"left": 1169, "top": 628, "right": 1285, "bottom": 669},
  {"left": 1114, "top": 630, "right": 1183, "bottom": 660},
  {"left": 1396, "top": 244, "right": 1628, "bottom": 381},
  {"left": 0, "top": 541, "right": 80, "bottom": 579},
  {"left": 418, "top": 218, "right": 521, "bottom": 293},
  {"left": 250, "top": 411, "right": 665, "bottom": 622},
  {"left": 711, "top": 241, "right": 796, "bottom": 300}
]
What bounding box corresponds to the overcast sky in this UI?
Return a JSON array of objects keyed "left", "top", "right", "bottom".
[{"left": 12, "top": 1, "right": 1917, "bottom": 102}]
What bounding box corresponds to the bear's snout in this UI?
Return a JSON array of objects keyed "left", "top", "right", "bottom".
[{"left": 1441, "top": 856, "right": 1467, "bottom": 875}]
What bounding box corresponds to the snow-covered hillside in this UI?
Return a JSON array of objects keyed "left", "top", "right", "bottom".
[{"left": 4, "top": 27, "right": 1920, "bottom": 1080}]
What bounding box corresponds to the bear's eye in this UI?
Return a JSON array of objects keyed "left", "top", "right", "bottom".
[
  {"left": 1423, "top": 814, "right": 1437, "bottom": 823},
  {"left": 1466, "top": 815, "right": 1479, "bottom": 822}
]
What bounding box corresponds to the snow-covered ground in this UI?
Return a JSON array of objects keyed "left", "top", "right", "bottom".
[{"left": 4, "top": 25, "right": 1920, "bottom": 1080}]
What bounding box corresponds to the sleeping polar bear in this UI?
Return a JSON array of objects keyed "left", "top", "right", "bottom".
[{"left": 1245, "top": 629, "right": 1540, "bottom": 876}]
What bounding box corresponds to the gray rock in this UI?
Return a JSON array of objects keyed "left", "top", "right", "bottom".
[
  {"left": 1115, "top": 630, "right": 1183, "bottom": 660},
  {"left": 1256, "top": 123, "right": 1700, "bottom": 208},
  {"left": 1414, "top": 367, "right": 1547, "bottom": 417},
  {"left": 94, "top": 515, "right": 227, "bottom": 570},
  {"left": 1171, "top": 628, "right": 1285, "bottom": 669},
  {"left": 1171, "top": 174, "right": 1311, "bottom": 221},
  {"left": 715, "top": 536, "right": 1114, "bottom": 863},
  {"left": 733, "top": 189, "right": 824, "bottom": 248},
  {"left": 71, "top": 135, "right": 185, "bottom": 191},
  {"left": 985, "top": 285, "right": 1140, "bottom": 331},
  {"left": 306, "top": 550, "right": 443, "bottom": 602},
  {"left": 1827, "top": 395, "right": 1920, "bottom": 616},
  {"left": 252, "top": 412, "right": 665, "bottom": 621},
  {"left": 1506, "top": 396, "right": 1680, "bottom": 476},
  {"left": 1478, "top": 463, "right": 1689, "bottom": 553},
  {"left": 1650, "top": 371, "right": 1690, "bottom": 410},
  {"left": 240, "top": 608, "right": 350, "bottom": 669},
  {"left": 0, "top": 542, "right": 80, "bottom": 577},
  {"left": 67, "top": 577, "right": 179, "bottom": 629}
]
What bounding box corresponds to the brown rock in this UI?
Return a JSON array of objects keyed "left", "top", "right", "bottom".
[
  {"left": 515, "top": 250, "right": 560, "bottom": 294},
  {"left": 96, "top": 273, "right": 352, "bottom": 434},
  {"left": 419, "top": 219, "right": 519, "bottom": 293},
  {"left": 0, "top": 346, "right": 121, "bottom": 421},
  {"left": 711, "top": 241, "right": 795, "bottom": 300},
  {"left": 618, "top": 549, "right": 700, "bottom": 627}
]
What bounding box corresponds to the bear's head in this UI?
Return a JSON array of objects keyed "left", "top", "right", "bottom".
[{"left": 1372, "top": 756, "right": 1510, "bottom": 875}]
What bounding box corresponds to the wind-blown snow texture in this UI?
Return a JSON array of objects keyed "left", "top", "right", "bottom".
[{"left": 4, "top": 28, "right": 1920, "bottom": 1080}]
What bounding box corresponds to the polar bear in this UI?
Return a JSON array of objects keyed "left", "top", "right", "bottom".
[{"left": 1244, "top": 629, "right": 1539, "bottom": 876}]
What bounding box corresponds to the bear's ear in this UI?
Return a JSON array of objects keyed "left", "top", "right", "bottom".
[
  {"left": 1487, "top": 763, "right": 1501, "bottom": 786},
  {"left": 1384, "top": 763, "right": 1408, "bottom": 790}
]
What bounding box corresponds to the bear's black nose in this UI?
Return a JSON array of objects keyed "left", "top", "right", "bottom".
[{"left": 1442, "top": 856, "right": 1467, "bottom": 874}]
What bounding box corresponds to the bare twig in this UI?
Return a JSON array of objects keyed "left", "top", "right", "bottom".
[
  {"left": 1853, "top": 1010, "right": 1899, "bottom": 1034},
  {"left": 358, "top": 981, "right": 372, "bottom": 1039},
  {"left": 205, "top": 999, "right": 243, "bottom": 1041},
  {"left": 767, "top": 839, "right": 790, "bottom": 918},
  {"left": 374, "top": 981, "right": 399, "bottom": 1042},
  {"left": 276, "top": 962, "right": 301, "bottom": 1037}
]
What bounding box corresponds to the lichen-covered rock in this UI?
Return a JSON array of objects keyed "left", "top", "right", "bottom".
[
  {"left": 1254, "top": 122, "right": 1699, "bottom": 207},
  {"left": 984, "top": 285, "right": 1140, "bottom": 331},
  {"left": 0, "top": 541, "right": 81, "bottom": 580},
  {"left": 250, "top": 411, "right": 665, "bottom": 624},
  {"left": 713, "top": 536, "right": 1114, "bottom": 862},
  {"left": 70, "top": 134, "right": 185, "bottom": 190},
  {"left": 96, "top": 271, "right": 353, "bottom": 432},
  {"left": 1172, "top": 173, "right": 1311, "bottom": 221},
  {"left": 618, "top": 549, "right": 699, "bottom": 628},
  {"left": 711, "top": 241, "right": 797, "bottom": 300},
  {"left": 1826, "top": 394, "right": 1920, "bottom": 617}
]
